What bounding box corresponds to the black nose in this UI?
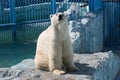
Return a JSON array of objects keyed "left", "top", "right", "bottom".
[{"left": 59, "top": 14, "right": 63, "bottom": 20}]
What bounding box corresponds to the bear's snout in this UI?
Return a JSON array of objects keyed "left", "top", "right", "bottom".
[{"left": 58, "top": 14, "right": 63, "bottom": 20}]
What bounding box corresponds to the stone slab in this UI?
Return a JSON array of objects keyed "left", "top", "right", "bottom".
[{"left": 0, "top": 51, "right": 119, "bottom": 80}]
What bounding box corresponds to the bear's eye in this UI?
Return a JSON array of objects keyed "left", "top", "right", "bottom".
[{"left": 55, "top": 13, "right": 58, "bottom": 16}]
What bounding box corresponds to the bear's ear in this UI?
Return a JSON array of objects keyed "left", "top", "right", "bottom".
[
  {"left": 50, "top": 14, "right": 53, "bottom": 19},
  {"left": 64, "top": 12, "right": 69, "bottom": 17}
]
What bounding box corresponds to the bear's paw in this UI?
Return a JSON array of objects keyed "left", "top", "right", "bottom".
[{"left": 53, "top": 69, "right": 66, "bottom": 75}]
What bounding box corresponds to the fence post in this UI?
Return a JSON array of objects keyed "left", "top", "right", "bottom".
[
  {"left": 9, "top": 0, "right": 16, "bottom": 40},
  {"left": 89, "top": 0, "right": 94, "bottom": 12},
  {"left": 51, "top": 0, "right": 56, "bottom": 14}
]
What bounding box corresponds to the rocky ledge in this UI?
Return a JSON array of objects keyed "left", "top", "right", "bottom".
[{"left": 0, "top": 51, "right": 120, "bottom": 80}]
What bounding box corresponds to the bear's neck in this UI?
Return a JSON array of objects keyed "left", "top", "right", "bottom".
[{"left": 50, "top": 24, "right": 69, "bottom": 40}]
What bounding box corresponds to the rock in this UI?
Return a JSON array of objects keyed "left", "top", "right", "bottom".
[
  {"left": 64, "top": 2, "right": 80, "bottom": 20},
  {"left": 81, "top": 18, "right": 89, "bottom": 25},
  {"left": 0, "top": 51, "right": 120, "bottom": 80},
  {"left": 86, "top": 13, "right": 96, "bottom": 18},
  {"left": 10, "top": 59, "right": 34, "bottom": 71},
  {"left": 69, "top": 11, "right": 103, "bottom": 53},
  {"left": 0, "top": 68, "right": 9, "bottom": 77}
]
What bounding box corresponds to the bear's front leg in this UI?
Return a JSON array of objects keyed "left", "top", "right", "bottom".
[
  {"left": 62, "top": 36, "right": 79, "bottom": 71},
  {"left": 48, "top": 41, "right": 66, "bottom": 75}
]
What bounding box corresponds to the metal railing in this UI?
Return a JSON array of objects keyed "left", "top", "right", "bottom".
[
  {"left": 0, "top": 0, "right": 103, "bottom": 43},
  {"left": 0, "top": 0, "right": 103, "bottom": 24}
]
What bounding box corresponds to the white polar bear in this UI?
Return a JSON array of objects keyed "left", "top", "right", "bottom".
[{"left": 34, "top": 12, "right": 79, "bottom": 75}]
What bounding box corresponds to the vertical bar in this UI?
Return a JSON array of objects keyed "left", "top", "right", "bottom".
[
  {"left": 41, "top": 0, "right": 43, "bottom": 19},
  {"left": 19, "top": 0, "right": 22, "bottom": 22},
  {"left": 36, "top": 0, "right": 38, "bottom": 20},
  {"left": 45, "top": 0, "right": 47, "bottom": 19},
  {"left": 9, "top": 0, "right": 16, "bottom": 24},
  {"left": 89, "top": 0, "right": 94, "bottom": 12},
  {"left": 3, "top": 0, "right": 5, "bottom": 23},
  {"left": 118, "top": 1, "right": 120, "bottom": 45},
  {"left": 5, "top": 1, "right": 7, "bottom": 23},
  {"left": 51, "top": 0, "right": 56, "bottom": 14},
  {"left": 9, "top": 0, "right": 16, "bottom": 40},
  {"left": 6, "top": 1, "right": 8, "bottom": 23},
  {"left": 0, "top": 3, "right": 2, "bottom": 24},
  {"left": 28, "top": 0, "right": 30, "bottom": 20},
  {"left": 25, "top": 0, "right": 28, "bottom": 21},
  {"left": 103, "top": 1, "right": 105, "bottom": 42},
  {"left": 33, "top": 0, "right": 36, "bottom": 20},
  {"left": 31, "top": 0, "right": 34, "bottom": 20},
  {"left": 89, "top": 0, "right": 102, "bottom": 12}
]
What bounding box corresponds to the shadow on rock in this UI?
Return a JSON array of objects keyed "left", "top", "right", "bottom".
[{"left": 67, "top": 62, "right": 95, "bottom": 75}]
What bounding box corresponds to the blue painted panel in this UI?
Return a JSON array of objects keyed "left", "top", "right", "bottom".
[
  {"left": 89, "top": 0, "right": 102, "bottom": 12},
  {"left": 103, "top": 2, "right": 120, "bottom": 46}
]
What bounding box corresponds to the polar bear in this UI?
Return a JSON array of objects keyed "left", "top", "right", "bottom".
[{"left": 34, "top": 12, "right": 79, "bottom": 75}]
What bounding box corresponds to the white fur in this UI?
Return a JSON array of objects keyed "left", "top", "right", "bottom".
[{"left": 34, "top": 12, "right": 78, "bottom": 75}]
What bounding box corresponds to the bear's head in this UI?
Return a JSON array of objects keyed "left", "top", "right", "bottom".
[{"left": 50, "top": 12, "right": 68, "bottom": 26}]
